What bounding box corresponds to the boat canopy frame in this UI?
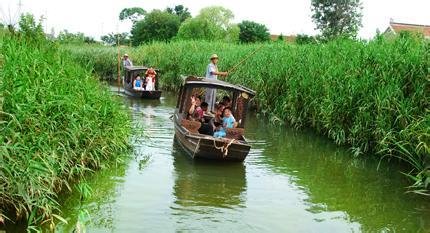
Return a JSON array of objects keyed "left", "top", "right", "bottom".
[
  {"left": 124, "top": 66, "right": 161, "bottom": 89},
  {"left": 177, "top": 76, "right": 256, "bottom": 128}
]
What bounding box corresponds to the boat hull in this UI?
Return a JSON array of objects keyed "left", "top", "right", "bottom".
[
  {"left": 174, "top": 119, "right": 251, "bottom": 162},
  {"left": 124, "top": 87, "right": 162, "bottom": 99}
]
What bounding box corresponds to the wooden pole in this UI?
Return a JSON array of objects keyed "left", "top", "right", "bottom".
[
  {"left": 227, "top": 43, "right": 265, "bottom": 74},
  {"left": 117, "top": 33, "right": 121, "bottom": 94}
]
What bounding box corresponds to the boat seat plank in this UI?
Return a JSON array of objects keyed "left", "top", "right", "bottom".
[
  {"left": 226, "top": 128, "right": 245, "bottom": 140},
  {"left": 181, "top": 119, "right": 201, "bottom": 134}
]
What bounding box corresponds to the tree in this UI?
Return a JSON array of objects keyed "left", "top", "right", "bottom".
[
  {"left": 277, "top": 34, "right": 285, "bottom": 42},
  {"left": 177, "top": 6, "right": 238, "bottom": 42},
  {"left": 238, "top": 20, "right": 270, "bottom": 43},
  {"left": 166, "top": 5, "right": 191, "bottom": 22},
  {"left": 131, "top": 10, "right": 180, "bottom": 45},
  {"left": 311, "top": 0, "right": 362, "bottom": 39},
  {"left": 119, "top": 7, "right": 146, "bottom": 23},
  {"left": 101, "top": 32, "right": 130, "bottom": 46}
]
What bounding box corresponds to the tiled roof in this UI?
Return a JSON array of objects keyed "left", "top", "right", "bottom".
[{"left": 389, "top": 22, "right": 430, "bottom": 37}]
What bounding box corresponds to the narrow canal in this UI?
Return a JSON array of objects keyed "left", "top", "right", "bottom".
[{"left": 57, "top": 92, "right": 430, "bottom": 232}]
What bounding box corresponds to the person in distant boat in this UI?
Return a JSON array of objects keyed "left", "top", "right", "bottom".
[
  {"left": 123, "top": 54, "right": 133, "bottom": 67},
  {"left": 145, "top": 68, "right": 156, "bottom": 91},
  {"left": 205, "top": 54, "right": 228, "bottom": 111},
  {"left": 133, "top": 75, "right": 144, "bottom": 90}
]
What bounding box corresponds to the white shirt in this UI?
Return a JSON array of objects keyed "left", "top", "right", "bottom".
[{"left": 205, "top": 63, "right": 217, "bottom": 79}]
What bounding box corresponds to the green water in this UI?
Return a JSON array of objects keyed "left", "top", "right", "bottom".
[{"left": 56, "top": 93, "right": 430, "bottom": 233}]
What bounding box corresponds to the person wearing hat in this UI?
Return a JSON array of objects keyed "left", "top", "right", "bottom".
[
  {"left": 123, "top": 54, "right": 133, "bottom": 67},
  {"left": 205, "top": 54, "right": 228, "bottom": 111}
]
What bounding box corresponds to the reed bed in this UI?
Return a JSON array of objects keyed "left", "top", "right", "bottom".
[
  {"left": 65, "top": 35, "right": 429, "bottom": 193},
  {"left": 0, "top": 33, "right": 131, "bottom": 228}
]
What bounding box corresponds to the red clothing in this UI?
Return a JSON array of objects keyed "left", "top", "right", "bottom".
[{"left": 195, "top": 106, "right": 204, "bottom": 119}]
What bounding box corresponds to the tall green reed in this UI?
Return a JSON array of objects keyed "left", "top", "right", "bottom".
[
  {"left": 65, "top": 36, "right": 429, "bottom": 194},
  {"left": 0, "top": 32, "right": 131, "bottom": 229}
]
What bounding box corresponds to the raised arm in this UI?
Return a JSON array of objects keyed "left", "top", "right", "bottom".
[{"left": 188, "top": 96, "right": 196, "bottom": 115}]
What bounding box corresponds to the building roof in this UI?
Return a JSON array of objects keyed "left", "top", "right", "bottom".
[{"left": 387, "top": 21, "right": 430, "bottom": 38}]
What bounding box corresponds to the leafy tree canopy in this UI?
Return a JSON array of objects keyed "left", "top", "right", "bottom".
[
  {"left": 131, "top": 9, "right": 180, "bottom": 45},
  {"left": 119, "top": 7, "right": 146, "bottom": 22},
  {"left": 311, "top": 0, "right": 363, "bottom": 39},
  {"left": 177, "top": 6, "right": 238, "bottom": 42},
  {"left": 238, "top": 20, "right": 270, "bottom": 43},
  {"left": 101, "top": 32, "right": 130, "bottom": 46},
  {"left": 166, "top": 5, "right": 191, "bottom": 22}
]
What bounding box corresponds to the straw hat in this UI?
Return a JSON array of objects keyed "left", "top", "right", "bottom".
[
  {"left": 210, "top": 54, "right": 219, "bottom": 60},
  {"left": 124, "top": 54, "right": 129, "bottom": 57}
]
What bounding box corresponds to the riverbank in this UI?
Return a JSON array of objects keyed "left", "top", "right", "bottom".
[
  {"left": 0, "top": 27, "right": 131, "bottom": 229},
  {"left": 64, "top": 35, "right": 429, "bottom": 193}
]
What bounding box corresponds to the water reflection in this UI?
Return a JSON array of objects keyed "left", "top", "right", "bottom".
[
  {"left": 245, "top": 113, "right": 430, "bottom": 232},
  {"left": 171, "top": 142, "right": 247, "bottom": 209},
  {"left": 56, "top": 163, "right": 128, "bottom": 232}
]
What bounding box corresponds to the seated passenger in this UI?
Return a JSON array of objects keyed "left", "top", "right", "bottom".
[
  {"left": 188, "top": 96, "right": 203, "bottom": 121},
  {"left": 222, "top": 107, "right": 236, "bottom": 129},
  {"left": 133, "top": 75, "right": 144, "bottom": 90},
  {"left": 198, "top": 102, "right": 215, "bottom": 135},
  {"left": 213, "top": 122, "right": 225, "bottom": 138},
  {"left": 213, "top": 107, "right": 236, "bottom": 138},
  {"left": 210, "top": 103, "right": 225, "bottom": 131},
  {"left": 221, "top": 96, "right": 232, "bottom": 108},
  {"left": 145, "top": 68, "right": 156, "bottom": 91}
]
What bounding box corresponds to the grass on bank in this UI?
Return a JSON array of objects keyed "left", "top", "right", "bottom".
[{"left": 0, "top": 24, "right": 131, "bottom": 229}]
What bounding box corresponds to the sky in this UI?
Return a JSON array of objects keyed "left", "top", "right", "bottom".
[{"left": 1, "top": 0, "right": 429, "bottom": 40}]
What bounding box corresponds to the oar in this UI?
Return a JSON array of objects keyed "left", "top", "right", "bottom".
[{"left": 227, "top": 43, "right": 265, "bottom": 74}]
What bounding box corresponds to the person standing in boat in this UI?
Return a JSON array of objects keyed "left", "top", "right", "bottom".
[
  {"left": 205, "top": 54, "right": 228, "bottom": 111},
  {"left": 123, "top": 54, "right": 133, "bottom": 67}
]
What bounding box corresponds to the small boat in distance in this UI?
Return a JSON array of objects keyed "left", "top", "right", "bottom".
[
  {"left": 173, "top": 76, "right": 256, "bottom": 162},
  {"left": 123, "top": 66, "right": 162, "bottom": 99}
]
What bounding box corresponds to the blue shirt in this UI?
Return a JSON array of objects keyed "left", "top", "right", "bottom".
[
  {"left": 135, "top": 79, "right": 142, "bottom": 88},
  {"left": 223, "top": 116, "right": 235, "bottom": 128}
]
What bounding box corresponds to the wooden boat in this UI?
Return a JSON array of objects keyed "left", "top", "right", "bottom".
[
  {"left": 123, "top": 66, "right": 162, "bottom": 99},
  {"left": 173, "top": 76, "right": 256, "bottom": 162}
]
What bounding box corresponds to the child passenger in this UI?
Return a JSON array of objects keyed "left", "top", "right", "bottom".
[
  {"left": 133, "top": 75, "right": 144, "bottom": 90},
  {"left": 222, "top": 107, "right": 236, "bottom": 129},
  {"left": 213, "top": 107, "right": 236, "bottom": 138},
  {"left": 145, "top": 68, "right": 156, "bottom": 91}
]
